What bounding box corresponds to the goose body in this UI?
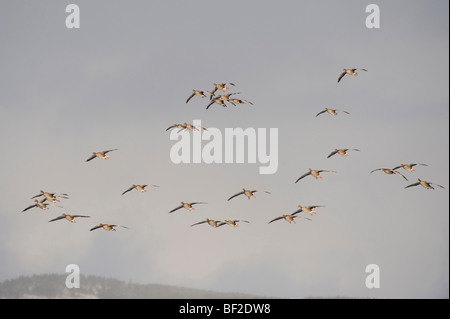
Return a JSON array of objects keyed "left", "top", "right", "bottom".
[
  {"left": 370, "top": 168, "right": 408, "bottom": 181},
  {"left": 295, "top": 168, "right": 337, "bottom": 183},
  {"left": 86, "top": 149, "right": 117, "bottom": 162},
  {"left": 227, "top": 188, "right": 270, "bottom": 201},
  {"left": 169, "top": 202, "right": 207, "bottom": 213},
  {"left": 49, "top": 213, "right": 90, "bottom": 223},
  {"left": 315, "top": 108, "right": 350, "bottom": 117},
  {"left": 338, "top": 68, "right": 367, "bottom": 83},
  {"left": 405, "top": 179, "right": 445, "bottom": 190}
]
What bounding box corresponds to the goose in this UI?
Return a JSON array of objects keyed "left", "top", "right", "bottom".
[
  {"left": 405, "top": 179, "right": 445, "bottom": 190},
  {"left": 211, "top": 83, "right": 235, "bottom": 95},
  {"left": 48, "top": 213, "right": 90, "bottom": 223},
  {"left": 31, "top": 190, "right": 69, "bottom": 203},
  {"left": 293, "top": 205, "right": 325, "bottom": 216},
  {"left": 121, "top": 184, "right": 159, "bottom": 196},
  {"left": 392, "top": 163, "right": 428, "bottom": 172},
  {"left": 268, "top": 214, "right": 312, "bottom": 224},
  {"left": 315, "top": 108, "right": 350, "bottom": 117},
  {"left": 218, "top": 220, "right": 250, "bottom": 228},
  {"left": 186, "top": 90, "right": 214, "bottom": 103},
  {"left": 177, "top": 123, "right": 208, "bottom": 133},
  {"left": 90, "top": 224, "right": 129, "bottom": 232},
  {"left": 86, "top": 149, "right": 117, "bottom": 162},
  {"left": 169, "top": 202, "right": 207, "bottom": 213},
  {"left": 218, "top": 93, "right": 241, "bottom": 105},
  {"left": 21, "top": 199, "right": 50, "bottom": 212},
  {"left": 190, "top": 219, "right": 222, "bottom": 228},
  {"left": 338, "top": 68, "right": 368, "bottom": 83},
  {"left": 327, "top": 148, "right": 360, "bottom": 158},
  {"left": 166, "top": 124, "right": 186, "bottom": 131},
  {"left": 229, "top": 98, "right": 254, "bottom": 106},
  {"left": 227, "top": 188, "right": 271, "bottom": 201},
  {"left": 370, "top": 168, "right": 408, "bottom": 181},
  {"left": 295, "top": 168, "right": 337, "bottom": 183},
  {"left": 206, "top": 97, "right": 228, "bottom": 110}
]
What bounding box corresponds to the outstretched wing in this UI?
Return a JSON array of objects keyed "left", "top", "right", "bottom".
[
  {"left": 186, "top": 92, "right": 196, "bottom": 104},
  {"left": 168, "top": 204, "right": 184, "bottom": 214},
  {"left": 48, "top": 215, "right": 66, "bottom": 223},
  {"left": 337, "top": 72, "right": 346, "bottom": 83},
  {"left": 72, "top": 215, "right": 90, "bottom": 218},
  {"left": 121, "top": 186, "right": 135, "bottom": 196},
  {"left": 404, "top": 182, "right": 420, "bottom": 189},
  {"left": 21, "top": 203, "right": 37, "bottom": 212},
  {"left": 268, "top": 216, "right": 284, "bottom": 224},
  {"left": 190, "top": 202, "right": 207, "bottom": 206},
  {"left": 430, "top": 183, "right": 445, "bottom": 189},
  {"left": 315, "top": 109, "right": 326, "bottom": 117},
  {"left": 85, "top": 154, "right": 96, "bottom": 162},
  {"left": 327, "top": 150, "right": 338, "bottom": 158},
  {"left": 252, "top": 190, "right": 271, "bottom": 195},
  {"left": 295, "top": 171, "right": 311, "bottom": 183},
  {"left": 227, "top": 191, "right": 245, "bottom": 201},
  {"left": 190, "top": 220, "right": 207, "bottom": 227},
  {"left": 393, "top": 171, "right": 408, "bottom": 181},
  {"left": 89, "top": 225, "right": 103, "bottom": 231},
  {"left": 206, "top": 100, "right": 215, "bottom": 110},
  {"left": 103, "top": 149, "right": 117, "bottom": 154}
]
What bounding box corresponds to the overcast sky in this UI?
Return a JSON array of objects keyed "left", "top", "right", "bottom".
[{"left": 0, "top": 0, "right": 448, "bottom": 299}]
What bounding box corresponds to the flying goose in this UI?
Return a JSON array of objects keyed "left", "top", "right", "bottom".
[
  {"left": 405, "top": 179, "right": 445, "bottom": 190},
  {"left": 48, "top": 213, "right": 90, "bottom": 223},
  {"left": 206, "top": 97, "right": 228, "bottom": 110},
  {"left": 21, "top": 199, "right": 50, "bottom": 212},
  {"left": 90, "top": 224, "right": 129, "bottom": 232},
  {"left": 166, "top": 124, "right": 186, "bottom": 131},
  {"left": 121, "top": 184, "right": 159, "bottom": 196},
  {"left": 268, "top": 214, "right": 312, "bottom": 224},
  {"left": 186, "top": 90, "right": 214, "bottom": 103},
  {"left": 227, "top": 188, "right": 271, "bottom": 201},
  {"left": 190, "top": 219, "right": 222, "bottom": 228},
  {"left": 295, "top": 168, "right": 337, "bottom": 183},
  {"left": 211, "top": 83, "right": 235, "bottom": 95},
  {"left": 218, "top": 220, "right": 250, "bottom": 228},
  {"left": 338, "top": 68, "right": 368, "bottom": 83},
  {"left": 392, "top": 163, "right": 428, "bottom": 172},
  {"left": 370, "top": 168, "right": 408, "bottom": 181},
  {"left": 86, "top": 149, "right": 118, "bottom": 162},
  {"left": 177, "top": 123, "right": 208, "bottom": 133},
  {"left": 31, "top": 190, "right": 69, "bottom": 203},
  {"left": 169, "top": 202, "right": 207, "bottom": 213},
  {"left": 229, "top": 98, "right": 254, "bottom": 106},
  {"left": 293, "top": 205, "right": 325, "bottom": 216},
  {"left": 315, "top": 108, "right": 350, "bottom": 117},
  {"left": 327, "top": 148, "right": 360, "bottom": 158},
  {"left": 217, "top": 93, "right": 241, "bottom": 106}
]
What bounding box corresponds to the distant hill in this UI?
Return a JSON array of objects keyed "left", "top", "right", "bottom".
[{"left": 0, "top": 274, "right": 270, "bottom": 299}]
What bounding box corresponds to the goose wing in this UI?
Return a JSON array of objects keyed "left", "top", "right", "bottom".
[
  {"left": 169, "top": 204, "right": 184, "bottom": 214},
  {"left": 227, "top": 191, "right": 245, "bottom": 201},
  {"left": 295, "top": 171, "right": 311, "bottom": 183},
  {"left": 48, "top": 215, "right": 67, "bottom": 223},
  {"left": 337, "top": 72, "right": 347, "bottom": 83},
  {"left": 268, "top": 216, "right": 284, "bottom": 224},
  {"left": 121, "top": 186, "right": 135, "bottom": 196},
  {"left": 186, "top": 92, "right": 196, "bottom": 104}
]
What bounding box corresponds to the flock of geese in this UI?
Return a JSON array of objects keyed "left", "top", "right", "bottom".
[{"left": 19, "top": 69, "right": 446, "bottom": 231}]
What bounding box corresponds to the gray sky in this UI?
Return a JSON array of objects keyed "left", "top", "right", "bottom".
[{"left": 0, "top": 0, "right": 448, "bottom": 298}]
